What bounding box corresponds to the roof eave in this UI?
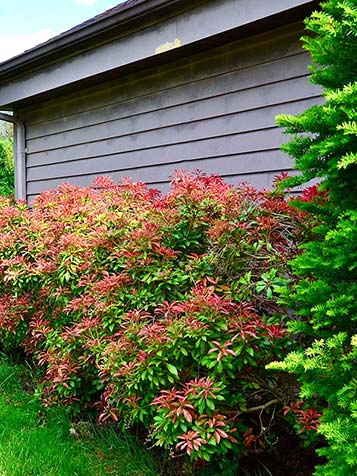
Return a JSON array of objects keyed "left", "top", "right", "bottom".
[{"left": 0, "top": 0, "right": 180, "bottom": 79}]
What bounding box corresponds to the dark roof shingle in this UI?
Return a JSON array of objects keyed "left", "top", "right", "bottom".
[{"left": 54, "top": 0, "right": 147, "bottom": 39}]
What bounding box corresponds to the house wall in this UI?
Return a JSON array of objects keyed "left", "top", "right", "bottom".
[{"left": 18, "top": 23, "right": 322, "bottom": 202}]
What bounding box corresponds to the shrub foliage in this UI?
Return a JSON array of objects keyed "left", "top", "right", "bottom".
[
  {"left": 0, "top": 139, "right": 14, "bottom": 197},
  {"left": 270, "top": 1, "right": 357, "bottom": 474},
  {"left": 0, "top": 172, "right": 308, "bottom": 467}
]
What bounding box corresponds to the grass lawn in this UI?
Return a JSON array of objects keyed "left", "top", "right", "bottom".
[{"left": 0, "top": 359, "right": 157, "bottom": 476}]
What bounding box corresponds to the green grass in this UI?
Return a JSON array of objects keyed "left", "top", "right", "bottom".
[{"left": 0, "top": 359, "right": 157, "bottom": 476}]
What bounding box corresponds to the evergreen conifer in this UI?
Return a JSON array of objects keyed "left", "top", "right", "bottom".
[{"left": 269, "top": 1, "right": 357, "bottom": 474}]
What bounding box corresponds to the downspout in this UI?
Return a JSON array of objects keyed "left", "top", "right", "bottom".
[{"left": 0, "top": 112, "right": 26, "bottom": 201}]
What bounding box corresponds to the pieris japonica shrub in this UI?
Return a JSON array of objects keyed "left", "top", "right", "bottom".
[{"left": 0, "top": 172, "right": 311, "bottom": 467}]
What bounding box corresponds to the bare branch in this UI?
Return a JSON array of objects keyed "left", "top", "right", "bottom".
[
  {"left": 244, "top": 398, "right": 280, "bottom": 414},
  {"left": 226, "top": 398, "right": 281, "bottom": 418}
]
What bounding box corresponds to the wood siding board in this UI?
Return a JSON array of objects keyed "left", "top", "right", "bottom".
[
  {"left": 26, "top": 126, "right": 286, "bottom": 171},
  {"left": 25, "top": 70, "right": 318, "bottom": 146},
  {"left": 27, "top": 146, "right": 283, "bottom": 178},
  {"left": 27, "top": 165, "right": 295, "bottom": 196},
  {"left": 26, "top": 95, "right": 319, "bottom": 181},
  {"left": 26, "top": 93, "right": 321, "bottom": 170},
  {"left": 26, "top": 91, "right": 321, "bottom": 156},
  {"left": 27, "top": 150, "right": 294, "bottom": 183},
  {"left": 26, "top": 71, "right": 316, "bottom": 149}
]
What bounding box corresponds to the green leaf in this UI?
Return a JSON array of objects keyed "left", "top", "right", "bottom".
[{"left": 166, "top": 363, "right": 178, "bottom": 377}]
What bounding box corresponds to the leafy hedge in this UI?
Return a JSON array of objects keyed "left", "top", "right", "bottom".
[
  {"left": 0, "top": 172, "right": 311, "bottom": 468},
  {"left": 0, "top": 139, "right": 14, "bottom": 197}
]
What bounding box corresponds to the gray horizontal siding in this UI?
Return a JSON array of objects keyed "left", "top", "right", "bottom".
[
  {"left": 21, "top": 24, "right": 322, "bottom": 199},
  {"left": 26, "top": 97, "right": 322, "bottom": 185},
  {"left": 26, "top": 96, "right": 319, "bottom": 171},
  {"left": 26, "top": 67, "right": 316, "bottom": 155}
]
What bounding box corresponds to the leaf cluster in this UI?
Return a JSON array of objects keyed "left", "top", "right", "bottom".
[{"left": 0, "top": 139, "right": 14, "bottom": 198}]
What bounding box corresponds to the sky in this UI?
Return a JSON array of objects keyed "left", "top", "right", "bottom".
[{"left": 0, "top": 0, "right": 126, "bottom": 63}]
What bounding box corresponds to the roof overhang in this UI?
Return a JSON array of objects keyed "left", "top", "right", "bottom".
[
  {"left": 0, "top": 0, "right": 182, "bottom": 82},
  {"left": 0, "top": 0, "right": 320, "bottom": 110}
]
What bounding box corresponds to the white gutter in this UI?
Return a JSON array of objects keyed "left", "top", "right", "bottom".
[{"left": 0, "top": 113, "right": 26, "bottom": 201}]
